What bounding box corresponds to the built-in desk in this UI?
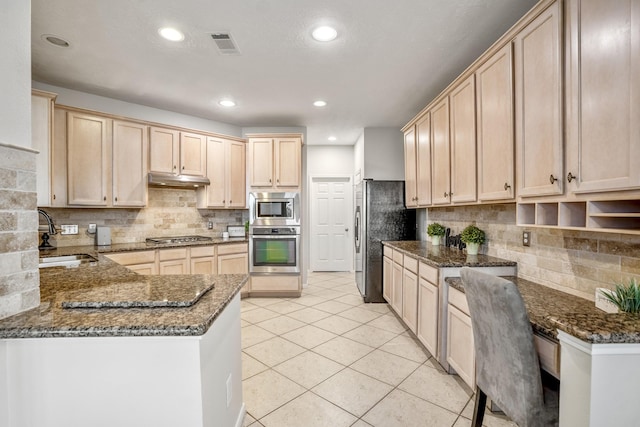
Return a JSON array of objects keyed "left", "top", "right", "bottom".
[{"left": 445, "top": 276, "right": 640, "bottom": 427}]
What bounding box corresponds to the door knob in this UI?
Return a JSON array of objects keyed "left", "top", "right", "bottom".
[
  {"left": 567, "top": 172, "right": 575, "bottom": 183},
  {"left": 345, "top": 228, "right": 349, "bottom": 232},
  {"left": 549, "top": 174, "right": 558, "bottom": 184},
  {"left": 504, "top": 182, "right": 511, "bottom": 191},
  {"left": 444, "top": 192, "right": 449, "bottom": 198}
]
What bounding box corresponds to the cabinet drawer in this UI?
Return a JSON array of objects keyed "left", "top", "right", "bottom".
[
  {"left": 534, "top": 334, "right": 560, "bottom": 378},
  {"left": 218, "top": 243, "right": 248, "bottom": 255},
  {"left": 158, "top": 248, "right": 188, "bottom": 261},
  {"left": 419, "top": 262, "right": 438, "bottom": 283},
  {"left": 448, "top": 286, "right": 470, "bottom": 315},
  {"left": 403, "top": 255, "right": 418, "bottom": 273},
  {"left": 106, "top": 250, "right": 155, "bottom": 265},
  {"left": 383, "top": 246, "right": 393, "bottom": 258},
  {"left": 393, "top": 250, "right": 404, "bottom": 264},
  {"left": 190, "top": 245, "right": 215, "bottom": 258},
  {"left": 251, "top": 275, "right": 300, "bottom": 291}
]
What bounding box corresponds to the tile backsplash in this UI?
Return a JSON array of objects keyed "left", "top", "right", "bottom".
[
  {"left": 0, "top": 143, "right": 40, "bottom": 320},
  {"left": 41, "top": 188, "right": 248, "bottom": 247},
  {"left": 428, "top": 203, "right": 640, "bottom": 300}
]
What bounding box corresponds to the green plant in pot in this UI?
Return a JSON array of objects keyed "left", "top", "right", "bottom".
[
  {"left": 599, "top": 278, "right": 640, "bottom": 314},
  {"left": 427, "top": 222, "right": 446, "bottom": 246},
  {"left": 460, "top": 225, "right": 485, "bottom": 255}
]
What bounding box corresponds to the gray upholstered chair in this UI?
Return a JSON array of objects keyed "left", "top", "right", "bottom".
[{"left": 459, "top": 267, "right": 558, "bottom": 427}]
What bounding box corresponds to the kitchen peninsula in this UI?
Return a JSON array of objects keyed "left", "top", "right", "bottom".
[{"left": 0, "top": 245, "right": 248, "bottom": 427}]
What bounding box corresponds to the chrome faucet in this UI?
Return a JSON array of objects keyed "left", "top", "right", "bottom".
[{"left": 38, "top": 209, "right": 57, "bottom": 249}]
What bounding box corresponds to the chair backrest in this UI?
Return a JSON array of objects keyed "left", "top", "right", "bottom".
[{"left": 460, "top": 267, "right": 544, "bottom": 427}]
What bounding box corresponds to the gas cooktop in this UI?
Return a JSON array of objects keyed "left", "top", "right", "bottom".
[{"left": 145, "top": 235, "right": 213, "bottom": 245}]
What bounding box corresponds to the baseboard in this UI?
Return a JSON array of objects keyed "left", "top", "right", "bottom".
[{"left": 234, "top": 403, "right": 246, "bottom": 427}]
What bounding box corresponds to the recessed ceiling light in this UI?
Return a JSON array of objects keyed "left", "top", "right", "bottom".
[
  {"left": 42, "top": 34, "right": 70, "bottom": 48},
  {"left": 313, "top": 100, "right": 327, "bottom": 107},
  {"left": 328, "top": 136, "right": 337, "bottom": 141},
  {"left": 312, "top": 26, "right": 338, "bottom": 42},
  {"left": 219, "top": 99, "right": 236, "bottom": 107},
  {"left": 158, "top": 27, "right": 185, "bottom": 42}
]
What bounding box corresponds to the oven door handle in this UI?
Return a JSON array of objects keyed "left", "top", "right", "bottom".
[{"left": 251, "top": 235, "right": 299, "bottom": 239}]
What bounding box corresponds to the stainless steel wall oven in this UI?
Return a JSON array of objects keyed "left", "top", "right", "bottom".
[{"left": 249, "top": 226, "right": 300, "bottom": 274}]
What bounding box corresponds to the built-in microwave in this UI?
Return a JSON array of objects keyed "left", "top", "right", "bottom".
[{"left": 249, "top": 192, "right": 300, "bottom": 226}]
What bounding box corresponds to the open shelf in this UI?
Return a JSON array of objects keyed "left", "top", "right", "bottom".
[
  {"left": 517, "top": 203, "right": 536, "bottom": 225},
  {"left": 536, "top": 203, "right": 559, "bottom": 226},
  {"left": 559, "top": 202, "right": 587, "bottom": 227}
]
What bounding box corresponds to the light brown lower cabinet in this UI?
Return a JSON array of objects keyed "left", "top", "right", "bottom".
[
  {"left": 417, "top": 272, "right": 439, "bottom": 357},
  {"left": 104, "top": 250, "right": 157, "bottom": 275},
  {"left": 401, "top": 257, "right": 419, "bottom": 333},
  {"left": 382, "top": 253, "right": 393, "bottom": 303},
  {"left": 391, "top": 255, "right": 404, "bottom": 317},
  {"left": 158, "top": 248, "right": 189, "bottom": 275},
  {"left": 190, "top": 246, "right": 216, "bottom": 275},
  {"left": 446, "top": 287, "right": 476, "bottom": 389}
]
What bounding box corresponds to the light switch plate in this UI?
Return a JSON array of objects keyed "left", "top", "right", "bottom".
[{"left": 60, "top": 225, "right": 79, "bottom": 235}]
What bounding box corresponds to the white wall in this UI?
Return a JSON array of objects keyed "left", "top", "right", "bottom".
[
  {"left": 353, "top": 133, "right": 365, "bottom": 182},
  {"left": 32, "top": 82, "right": 243, "bottom": 137},
  {"left": 307, "top": 145, "right": 354, "bottom": 176},
  {"left": 362, "top": 127, "right": 405, "bottom": 180},
  {"left": 0, "top": 1, "right": 31, "bottom": 148}
]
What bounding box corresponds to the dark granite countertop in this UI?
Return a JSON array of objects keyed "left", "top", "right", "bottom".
[
  {"left": 446, "top": 276, "right": 640, "bottom": 344},
  {"left": 383, "top": 241, "right": 517, "bottom": 268},
  {"left": 40, "top": 237, "right": 248, "bottom": 255},
  {"left": 0, "top": 247, "right": 248, "bottom": 339}
]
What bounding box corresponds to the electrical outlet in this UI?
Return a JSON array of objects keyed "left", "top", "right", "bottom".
[
  {"left": 522, "top": 231, "right": 531, "bottom": 247},
  {"left": 88, "top": 223, "right": 97, "bottom": 234},
  {"left": 60, "top": 225, "right": 79, "bottom": 235},
  {"left": 207, "top": 220, "right": 214, "bottom": 230},
  {"left": 226, "top": 374, "right": 232, "bottom": 408}
]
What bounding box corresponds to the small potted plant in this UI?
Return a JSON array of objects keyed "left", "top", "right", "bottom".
[
  {"left": 427, "top": 222, "right": 446, "bottom": 246},
  {"left": 599, "top": 278, "right": 640, "bottom": 314},
  {"left": 460, "top": 225, "right": 485, "bottom": 255}
]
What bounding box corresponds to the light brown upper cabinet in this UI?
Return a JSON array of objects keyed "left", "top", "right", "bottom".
[
  {"left": 148, "top": 127, "right": 206, "bottom": 177},
  {"left": 248, "top": 135, "right": 302, "bottom": 189},
  {"left": 32, "top": 90, "right": 58, "bottom": 207},
  {"left": 404, "top": 126, "right": 418, "bottom": 207},
  {"left": 476, "top": 44, "right": 515, "bottom": 202},
  {"left": 197, "top": 137, "right": 246, "bottom": 209},
  {"left": 66, "top": 112, "right": 111, "bottom": 206},
  {"left": 431, "top": 98, "right": 451, "bottom": 205},
  {"left": 515, "top": 1, "right": 563, "bottom": 198},
  {"left": 416, "top": 113, "right": 432, "bottom": 207},
  {"left": 449, "top": 75, "right": 477, "bottom": 203},
  {"left": 565, "top": 0, "right": 640, "bottom": 194},
  {"left": 112, "top": 120, "right": 148, "bottom": 207}
]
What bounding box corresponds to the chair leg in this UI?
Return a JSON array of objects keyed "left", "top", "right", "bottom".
[{"left": 472, "top": 388, "right": 487, "bottom": 427}]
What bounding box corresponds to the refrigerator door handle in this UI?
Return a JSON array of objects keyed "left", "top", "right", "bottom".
[{"left": 354, "top": 207, "right": 361, "bottom": 252}]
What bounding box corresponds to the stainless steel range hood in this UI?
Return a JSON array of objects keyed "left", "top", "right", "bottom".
[{"left": 147, "top": 172, "right": 210, "bottom": 188}]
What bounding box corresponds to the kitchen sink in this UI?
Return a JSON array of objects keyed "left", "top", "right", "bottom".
[{"left": 39, "top": 254, "right": 98, "bottom": 269}]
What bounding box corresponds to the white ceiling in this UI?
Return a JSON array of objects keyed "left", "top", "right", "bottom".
[{"left": 31, "top": 0, "right": 538, "bottom": 145}]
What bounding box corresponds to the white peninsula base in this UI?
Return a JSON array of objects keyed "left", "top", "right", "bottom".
[
  {"left": 0, "top": 294, "right": 244, "bottom": 427},
  {"left": 558, "top": 331, "right": 640, "bottom": 427}
]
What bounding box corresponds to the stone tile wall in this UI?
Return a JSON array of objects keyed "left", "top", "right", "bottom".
[
  {"left": 42, "top": 188, "right": 248, "bottom": 247},
  {"left": 428, "top": 204, "right": 640, "bottom": 301},
  {"left": 0, "top": 143, "right": 40, "bottom": 320}
]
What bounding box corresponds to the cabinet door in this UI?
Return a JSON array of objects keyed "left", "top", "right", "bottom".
[
  {"left": 401, "top": 269, "right": 418, "bottom": 333},
  {"left": 67, "top": 112, "right": 110, "bottom": 206},
  {"left": 51, "top": 109, "right": 68, "bottom": 206},
  {"left": 227, "top": 140, "right": 246, "bottom": 208},
  {"left": 205, "top": 137, "right": 226, "bottom": 208},
  {"left": 476, "top": 44, "right": 515, "bottom": 201},
  {"left": 383, "top": 256, "right": 393, "bottom": 303},
  {"left": 416, "top": 113, "right": 432, "bottom": 207},
  {"left": 417, "top": 278, "right": 438, "bottom": 357},
  {"left": 127, "top": 263, "right": 157, "bottom": 275},
  {"left": 112, "top": 120, "right": 147, "bottom": 207},
  {"left": 249, "top": 138, "right": 274, "bottom": 186},
  {"left": 275, "top": 137, "right": 301, "bottom": 187},
  {"left": 450, "top": 76, "right": 477, "bottom": 203},
  {"left": 431, "top": 98, "right": 451, "bottom": 205},
  {"left": 218, "top": 253, "right": 248, "bottom": 274},
  {"left": 180, "top": 132, "right": 206, "bottom": 176},
  {"left": 404, "top": 127, "right": 418, "bottom": 208},
  {"left": 566, "top": 0, "right": 640, "bottom": 193},
  {"left": 447, "top": 304, "right": 475, "bottom": 389},
  {"left": 149, "top": 126, "right": 179, "bottom": 175},
  {"left": 33, "top": 91, "right": 56, "bottom": 207},
  {"left": 515, "top": 1, "right": 563, "bottom": 198},
  {"left": 391, "top": 260, "right": 404, "bottom": 316},
  {"left": 159, "top": 259, "right": 189, "bottom": 275},
  {"left": 191, "top": 257, "right": 216, "bottom": 275}
]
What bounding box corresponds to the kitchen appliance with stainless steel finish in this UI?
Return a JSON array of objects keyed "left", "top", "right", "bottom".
[
  {"left": 355, "top": 180, "right": 416, "bottom": 302},
  {"left": 249, "top": 226, "right": 300, "bottom": 274},
  {"left": 249, "top": 192, "right": 300, "bottom": 226},
  {"left": 145, "top": 235, "right": 213, "bottom": 245}
]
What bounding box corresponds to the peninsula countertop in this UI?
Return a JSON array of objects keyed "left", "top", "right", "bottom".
[
  {"left": 383, "top": 240, "right": 517, "bottom": 268},
  {"left": 0, "top": 243, "right": 248, "bottom": 339},
  {"left": 446, "top": 276, "right": 640, "bottom": 344}
]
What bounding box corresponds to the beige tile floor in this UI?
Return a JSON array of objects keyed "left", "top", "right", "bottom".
[{"left": 241, "top": 272, "right": 516, "bottom": 427}]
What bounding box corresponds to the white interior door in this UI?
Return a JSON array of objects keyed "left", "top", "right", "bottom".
[{"left": 310, "top": 177, "right": 352, "bottom": 271}]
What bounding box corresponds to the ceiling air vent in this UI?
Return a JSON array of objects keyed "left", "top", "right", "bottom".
[{"left": 210, "top": 33, "right": 240, "bottom": 55}]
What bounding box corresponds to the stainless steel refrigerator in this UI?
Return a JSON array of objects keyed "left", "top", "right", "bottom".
[{"left": 354, "top": 180, "right": 416, "bottom": 302}]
